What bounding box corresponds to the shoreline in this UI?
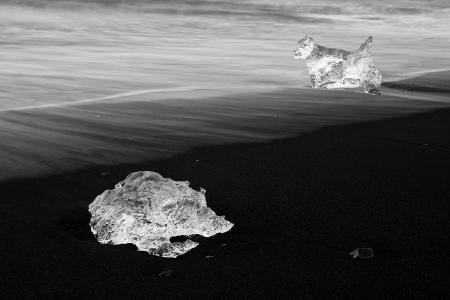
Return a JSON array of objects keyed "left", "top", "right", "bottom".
[
  {"left": 1, "top": 106, "right": 449, "bottom": 298},
  {"left": 1, "top": 70, "right": 449, "bottom": 182},
  {"left": 2, "top": 69, "right": 449, "bottom": 113}
]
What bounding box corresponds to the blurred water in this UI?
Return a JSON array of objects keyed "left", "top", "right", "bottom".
[
  {"left": 1, "top": 0, "right": 449, "bottom": 110},
  {"left": 1, "top": 86, "right": 449, "bottom": 181}
]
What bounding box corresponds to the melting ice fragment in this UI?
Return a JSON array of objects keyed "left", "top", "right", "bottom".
[
  {"left": 294, "top": 35, "right": 382, "bottom": 94},
  {"left": 349, "top": 248, "right": 374, "bottom": 259},
  {"left": 88, "top": 171, "right": 233, "bottom": 258}
]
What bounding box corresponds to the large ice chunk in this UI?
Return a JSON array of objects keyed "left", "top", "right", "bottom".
[
  {"left": 294, "top": 35, "right": 382, "bottom": 94},
  {"left": 88, "top": 171, "right": 233, "bottom": 258}
]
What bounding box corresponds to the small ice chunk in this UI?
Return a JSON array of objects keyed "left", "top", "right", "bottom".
[
  {"left": 88, "top": 171, "right": 233, "bottom": 258},
  {"left": 294, "top": 35, "right": 382, "bottom": 94},
  {"left": 158, "top": 269, "right": 175, "bottom": 278},
  {"left": 349, "top": 248, "right": 374, "bottom": 259}
]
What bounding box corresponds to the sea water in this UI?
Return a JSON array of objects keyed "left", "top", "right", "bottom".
[
  {"left": 0, "top": 0, "right": 449, "bottom": 110},
  {"left": 0, "top": 0, "right": 450, "bottom": 180}
]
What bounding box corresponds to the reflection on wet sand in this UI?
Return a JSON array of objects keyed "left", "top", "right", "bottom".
[{"left": 1, "top": 72, "right": 449, "bottom": 181}]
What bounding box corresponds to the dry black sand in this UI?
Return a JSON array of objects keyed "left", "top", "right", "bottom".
[{"left": 1, "top": 107, "right": 449, "bottom": 299}]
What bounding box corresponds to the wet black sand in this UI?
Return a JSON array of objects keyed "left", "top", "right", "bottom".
[
  {"left": 1, "top": 85, "right": 448, "bottom": 182},
  {"left": 383, "top": 70, "right": 450, "bottom": 94},
  {"left": 1, "top": 106, "right": 449, "bottom": 299}
]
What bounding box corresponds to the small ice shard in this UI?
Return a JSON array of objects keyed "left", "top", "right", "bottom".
[
  {"left": 294, "top": 35, "right": 382, "bottom": 95},
  {"left": 349, "top": 248, "right": 374, "bottom": 259},
  {"left": 88, "top": 171, "right": 234, "bottom": 258},
  {"left": 158, "top": 269, "right": 175, "bottom": 278}
]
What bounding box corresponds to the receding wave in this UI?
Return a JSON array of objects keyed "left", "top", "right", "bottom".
[
  {"left": 1, "top": 84, "right": 448, "bottom": 181},
  {"left": 383, "top": 70, "right": 450, "bottom": 94},
  {"left": 0, "top": 86, "right": 200, "bottom": 111},
  {"left": 1, "top": 0, "right": 449, "bottom": 110}
]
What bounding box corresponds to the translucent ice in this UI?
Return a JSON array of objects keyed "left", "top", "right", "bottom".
[
  {"left": 294, "top": 35, "right": 382, "bottom": 95},
  {"left": 88, "top": 171, "right": 233, "bottom": 258},
  {"left": 349, "top": 248, "right": 374, "bottom": 259}
]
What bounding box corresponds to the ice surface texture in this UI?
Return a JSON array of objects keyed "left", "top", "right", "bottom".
[
  {"left": 349, "top": 248, "right": 374, "bottom": 259},
  {"left": 88, "top": 171, "right": 233, "bottom": 258},
  {"left": 294, "top": 35, "right": 382, "bottom": 95}
]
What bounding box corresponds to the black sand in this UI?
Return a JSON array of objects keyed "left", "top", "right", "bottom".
[{"left": 1, "top": 107, "right": 449, "bottom": 299}]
